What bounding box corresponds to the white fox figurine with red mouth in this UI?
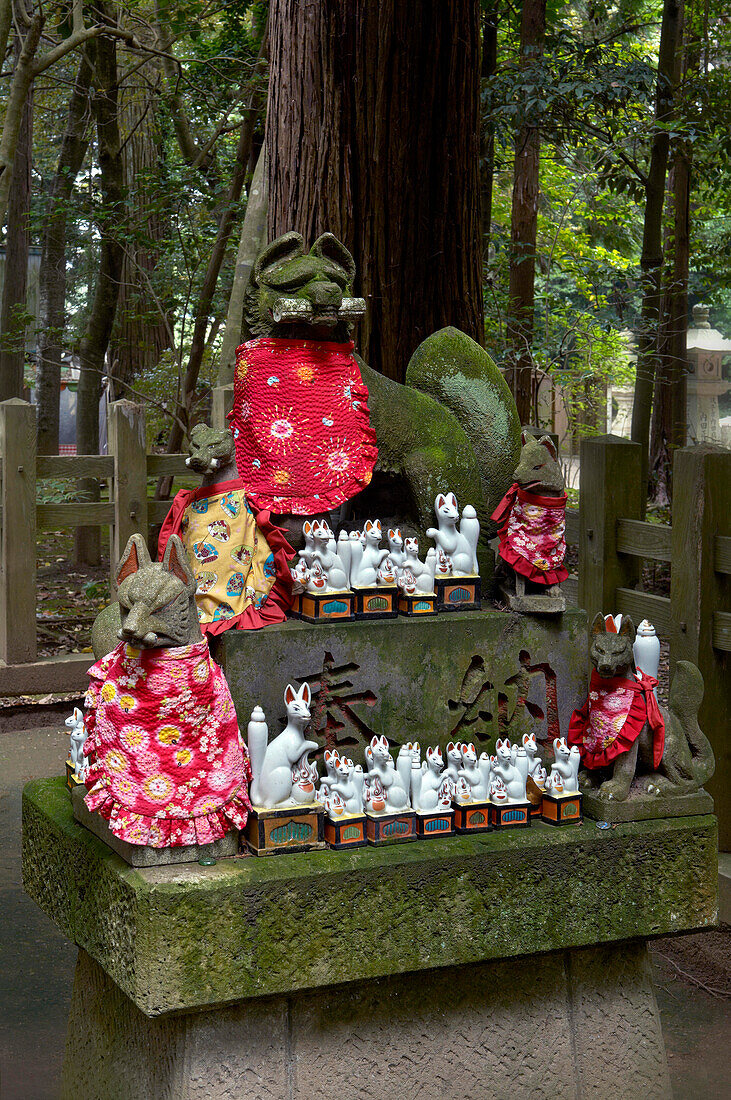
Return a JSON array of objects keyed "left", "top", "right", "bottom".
[
  {"left": 492, "top": 737, "right": 529, "bottom": 802},
  {"left": 549, "top": 736, "right": 581, "bottom": 794},
  {"left": 459, "top": 742, "right": 489, "bottom": 801},
  {"left": 426, "top": 492, "right": 479, "bottom": 576},
  {"left": 365, "top": 734, "right": 410, "bottom": 811},
  {"left": 249, "top": 682, "right": 319, "bottom": 809},
  {"left": 348, "top": 520, "right": 390, "bottom": 587}
]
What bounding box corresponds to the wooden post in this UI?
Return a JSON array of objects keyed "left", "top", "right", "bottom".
[
  {"left": 108, "top": 401, "right": 148, "bottom": 578},
  {"left": 671, "top": 445, "right": 731, "bottom": 848},
  {"left": 211, "top": 385, "right": 234, "bottom": 430},
  {"left": 0, "top": 399, "right": 37, "bottom": 663},
  {"left": 578, "top": 435, "right": 642, "bottom": 622}
]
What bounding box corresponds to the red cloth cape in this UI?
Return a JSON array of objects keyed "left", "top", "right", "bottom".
[
  {"left": 158, "top": 477, "right": 293, "bottom": 635},
  {"left": 568, "top": 668, "right": 665, "bottom": 770},
  {"left": 491, "top": 483, "right": 569, "bottom": 585},
  {"left": 229, "top": 337, "right": 378, "bottom": 514}
]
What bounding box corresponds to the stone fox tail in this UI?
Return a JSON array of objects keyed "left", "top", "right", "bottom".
[{"left": 667, "top": 660, "right": 714, "bottom": 788}]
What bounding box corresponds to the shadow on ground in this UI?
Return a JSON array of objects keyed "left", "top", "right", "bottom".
[{"left": 0, "top": 724, "right": 728, "bottom": 1099}]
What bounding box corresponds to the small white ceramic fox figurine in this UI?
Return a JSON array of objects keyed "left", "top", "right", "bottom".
[
  {"left": 386, "top": 528, "right": 406, "bottom": 568},
  {"left": 490, "top": 775, "right": 509, "bottom": 804},
  {"left": 398, "top": 537, "right": 437, "bottom": 594},
  {"left": 329, "top": 756, "right": 363, "bottom": 814},
  {"left": 249, "top": 682, "right": 319, "bottom": 809},
  {"left": 446, "top": 741, "right": 463, "bottom": 785},
  {"left": 549, "top": 736, "right": 581, "bottom": 793},
  {"left": 365, "top": 734, "right": 409, "bottom": 810},
  {"left": 426, "top": 492, "right": 480, "bottom": 576},
  {"left": 66, "top": 707, "right": 88, "bottom": 779},
  {"left": 348, "top": 520, "right": 390, "bottom": 587},
  {"left": 290, "top": 558, "right": 310, "bottom": 594},
  {"left": 492, "top": 737, "right": 529, "bottom": 802},
  {"left": 311, "top": 519, "right": 349, "bottom": 590},
  {"left": 459, "top": 743, "right": 489, "bottom": 801},
  {"left": 521, "top": 732, "right": 544, "bottom": 780},
  {"left": 411, "top": 745, "right": 446, "bottom": 812}
]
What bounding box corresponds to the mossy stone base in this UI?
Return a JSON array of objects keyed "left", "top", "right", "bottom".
[
  {"left": 583, "top": 785, "right": 714, "bottom": 822},
  {"left": 23, "top": 777, "right": 717, "bottom": 1017},
  {"left": 60, "top": 941, "right": 672, "bottom": 1100}
]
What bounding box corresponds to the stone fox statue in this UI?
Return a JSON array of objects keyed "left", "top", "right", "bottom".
[
  {"left": 238, "top": 231, "right": 521, "bottom": 578},
  {"left": 569, "top": 614, "right": 714, "bottom": 802}
]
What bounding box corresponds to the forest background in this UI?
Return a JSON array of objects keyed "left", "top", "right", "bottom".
[{"left": 0, "top": 0, "right": 729, "bottom": 550}]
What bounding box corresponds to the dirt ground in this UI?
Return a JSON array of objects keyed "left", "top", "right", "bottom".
[{"left": 0, "top": 721, "right": 728, "bottom": 1099}]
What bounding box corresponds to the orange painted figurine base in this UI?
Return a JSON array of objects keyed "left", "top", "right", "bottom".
[
  {"left": 453, "top": 800, "right": 492, "bottom": 834},
  {"left": 415, "top": 809, "right": 455, "bottom": 837},
  {"left": 324, "top": 812, "right": 367, "bottom": 849},
  {"left": 489, "top": 801, "right": 531, "bottom": 828},
  {"left": 353, "top": 586, "right": 398, "bottom": 620},
  {"left": 365, "top": 810, "right": 416, "bottom": 845},
  {"left": 294, "top": 591, "right": 355, "bottom": 623},
  {"left": 435, "top": 576, "right": 481, "bottom": 612},
  {"left": 541, "top": 791, "right": 583, "bottom": 826},
  {"left": 397, "top": 592, "right": 437, "bottom": 617},
  {"left": 245, "top": 804, "right": 327, "bottom": 855}
]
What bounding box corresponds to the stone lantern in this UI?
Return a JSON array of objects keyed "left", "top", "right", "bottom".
[{"left": 686, "top": 304, "right": 731, "bottom": 445}]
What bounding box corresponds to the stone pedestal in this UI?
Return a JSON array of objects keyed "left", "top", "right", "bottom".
[
  {"left": 23, "top": 779, "right": 718, "bottom": 1100},
  {"left": 61, "top": 941, "right": 672, "bottom": 1100}
]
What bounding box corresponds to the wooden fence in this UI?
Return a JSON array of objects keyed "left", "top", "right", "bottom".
[{"left": 0, "top": 398, "right": 190, "bottom": 694}]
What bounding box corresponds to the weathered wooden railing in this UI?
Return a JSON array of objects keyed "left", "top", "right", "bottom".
[{"left": 0, "top": 398, "right": 189, "bottom": 693}]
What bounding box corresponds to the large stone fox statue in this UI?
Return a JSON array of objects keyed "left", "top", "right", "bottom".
[{"left": 238, "top": 231, "right": 521, "bottom": 579}]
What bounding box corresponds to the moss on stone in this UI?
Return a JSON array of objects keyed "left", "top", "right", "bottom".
[
  {"left": 406, "top": 327, "right": 522, "bottom": 529},
  {"left": 23, "top": 776, "right": 718, "bottom": 1016}
]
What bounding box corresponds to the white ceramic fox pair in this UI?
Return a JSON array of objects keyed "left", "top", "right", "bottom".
[
  {"left": 318, "top": 749, "right": 365, "bottom": 815},
  {"left": 248, "top": 682, "right": 320, "bottom": 809}
]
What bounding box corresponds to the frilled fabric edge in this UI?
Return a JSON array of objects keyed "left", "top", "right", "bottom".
[
  {"left": 497, "top": 539, "right": 569, "bottom": 585},
  {"left": 83, "top": 779, "right": 251, "bottom": 847},
  {"left": 567, "top": 672, "right": 665, "bottom": 770}
]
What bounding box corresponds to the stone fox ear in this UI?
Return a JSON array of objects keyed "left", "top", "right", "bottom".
[
  {"left": 117, "top": 534, "right": 151, "bottom": 587},
  {"left": 591, "top": 612, "right": 606, "bottom": 635},
  {"left": 309, "top": 233, "right": 356, "bottom": 285},
  {"left": 162, "top": 535, "right": 195, "bottom": 591},
  {"left": 252, "top": 232, "right": 305, "bottom": 285},
  {"left": 521, "top": 429, "right": 530, "bottom": 446},
  {"left": 619, "top": 615, "right": 636, "bottom": 640},
  {"left": 538, "top": 435, "right": 558, "bottom": 461}
]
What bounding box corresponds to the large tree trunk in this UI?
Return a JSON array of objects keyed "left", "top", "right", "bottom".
[
  {"left": 75, "top": 14, "right": 125, "bottom": 564},
  {"left": 110, "top": 60, "right": 171, "bottom": 395},
  {"left": 630, "top": 0, "right": 684, "bottom": 508},
  {"left": 266, "top": 0, "right": 483, "bottom": 383},
  {"left": 36, "top": 51, "right": 92, "bottom": 454},
  {"left": 505, "top": 0, "right": 546, "bottom": 425},
  {"left": 0, "top": 36, "right": 33, "bottom": 401}
]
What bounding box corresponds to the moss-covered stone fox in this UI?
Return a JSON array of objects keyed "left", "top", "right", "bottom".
[{"left": 241, "top": 231, "right": 521, "bottom": 580}]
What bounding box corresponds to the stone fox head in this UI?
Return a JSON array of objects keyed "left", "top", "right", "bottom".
[
  {"left": 243, "top": 231, "right": 359, "bottom": 342},
  {"left": 115, "top": 534, "right": 203, "bottom": 649},
  {"left": 514, "top": 432, "right": 564, "bottom": 495},
  {"left": 185, "top": 424, "right": 236, "bottom": 476},
  {"left": 590, "top": 613, "right": 636, "bottom": 678}
]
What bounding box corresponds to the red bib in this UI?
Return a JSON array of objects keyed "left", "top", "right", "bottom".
[
  {"left": 230, "top": 337, "right": 378, "bottom": 515},
  {"left": 492, "top": 483, "right": 568, "bottom": 585},
  {"left": 568, "top": 668, "right": 665, "bottom": 770}
]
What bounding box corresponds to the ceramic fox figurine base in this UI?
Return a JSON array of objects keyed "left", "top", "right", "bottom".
[
  {"left": 245, "top": 683, "right": 326, "bottom": 855},
  {"left": 489, "top": 738, "right": 531, "bottom": 828}
]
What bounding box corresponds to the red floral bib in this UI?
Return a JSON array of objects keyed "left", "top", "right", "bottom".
[
  {"left": 492, "top": 484, "right": 568, "bottom": 585},
  {"left": 568, "top": 668, "right": 665, "bottom": 770},
  {"left": 230, "top": 337, "right": 378, "bottom": 514},
  {"left": 83, "top": 641, "right": 251, "bottom": 847}
]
